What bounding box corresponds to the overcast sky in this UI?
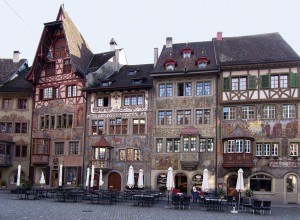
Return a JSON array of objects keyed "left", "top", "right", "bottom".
[{"left": 1, "top": 0, "right": 300, "bottom": 66}]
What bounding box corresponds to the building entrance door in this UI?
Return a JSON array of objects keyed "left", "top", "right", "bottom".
[
  {"left": 227, "top": 175, "right": 238, "bottom": 196},
  {"left": 52, "top": 170, "right": 58, "bottom": 188},
  {"left": 108, "top": 172, "right": 121, "bottom": 191},
  {"left": 286, "top": 174, "right": 298, "bottom": 203},
  {"left": 175, "top": 173, "right": 187, "bottom": 194}
]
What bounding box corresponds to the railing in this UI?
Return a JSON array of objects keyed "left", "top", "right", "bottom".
[
  {"left": 91, "top": 159, "right": 113, "bottom": 169},
  {"left": 0, "top": 155, "right": 12, "bottom": 166},
  {"left": 31, "top": 153, "right": 49, "bottom": 165},
  {"left": 222, "top": 153, "right": 253, "bottom": 168}
]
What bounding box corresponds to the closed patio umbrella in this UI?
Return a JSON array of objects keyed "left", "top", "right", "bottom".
[
  {"left": 202, "top": 169, "right": 210, "bottom": 192},
  {"left": 166, "top": 167, "right": 175, "bottom": 203},
  {"left": 90, "top": 165, "right": 95, "bottom": 188},
  {"left": 16, "top": 165, "right": 21, "bottom": 187},
  {"left": 40, "top": 171, "right": 46, "bottom": 187},
  {"left": 236, "top": 168, "right": 245, "bottom": 211},
  {"left": 99, "top": 169, "right": 104, "bottom": 190},
  {"left": 59, "top": 164, "right": 63, "bottom": 187},
  {"left": 85, "top": 167, "right": 90, "bottom": 188},
  {"left": 127, "top": 165, "right": 135, "bottom": 188},
  {"left": 137, "top": 169, "right": 144, "bottom": 189}
]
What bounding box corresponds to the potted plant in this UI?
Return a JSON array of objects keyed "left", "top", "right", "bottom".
[
  {"left": 0, "top": 180, "right": 6, "bottom": 189},
  {"left": 23, "top": 180, "right": 32, "bottom": 190},
  {"left": 245, "top": 188, "right": 254, "bottom": 202},
  {"left": 218, "top": 188, "right": 226, "bottom": 199}
]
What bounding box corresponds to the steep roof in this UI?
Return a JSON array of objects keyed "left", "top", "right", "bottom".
[
  {"left": 152, "top": 41, "right": 218, "bottom": 74},
  {"left": 84, "top": 64, "right": 153, "bottom": 92},
  {"left": 86, "top": 51, "right": 115, "bottom": 74},
  {"left": 213, "top": 32, "right": 300, "bottom": 66},
  {"left": 0, "top": 59, "right": 27, "bottom": 84},
  {"left": 91, "top": 137, "right": 112, "bottom": 147},
  {"left": 0, "top": 67, "right": 33, "bottom": 93}
]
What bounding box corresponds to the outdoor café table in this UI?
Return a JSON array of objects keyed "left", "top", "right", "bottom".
[
  {"left": 205, "top": 198, "right": 228, "bottom": 212},
  {"left": 132, "top": 194, "right": 155, "bottom": 206}
]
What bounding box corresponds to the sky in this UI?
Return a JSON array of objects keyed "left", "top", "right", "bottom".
[{"left": 1, "top": 0, "right": 300, "bottom": 66}]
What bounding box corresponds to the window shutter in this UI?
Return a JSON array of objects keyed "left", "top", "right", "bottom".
[
  {"left": 222, "top": 77, "right": 231, "bottom": 90},
  {"left": 290, "top": 73, "right": 300, "bottom": 88},
  {"left": 77, "top": 166, "right": 82, "bottom": 185},
  {"left": 260, "top": 75, "right": 270, "bottom": 89},
  {"left": 39, "top": 89, "right": 43, "bottom": 100},
  {"left": 45, "top": 166, "right": 50, "bottom": 185},
  {"left": 248, "top": 75, "right": 257, "bottom": 89}
]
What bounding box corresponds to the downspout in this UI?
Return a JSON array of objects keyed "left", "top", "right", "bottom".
[
  {"left": 29, "top": 86, "right": 35, "bottom": 182},
  {"left": 215, "top": 69, "right": 220, "bottom": 192},
  {"left": 82, "top": 90, "right": 88, "bottom": 185}
]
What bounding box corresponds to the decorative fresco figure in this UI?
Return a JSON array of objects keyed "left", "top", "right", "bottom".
[
  {"left": 272, "top": 122, "right": 282, "bottom": 138},
  {"left": 264, "top": 122, "right": 271, "bottom": 138},
  {"left": 286, "top": 121, "right": 298, "bottom": 138}
]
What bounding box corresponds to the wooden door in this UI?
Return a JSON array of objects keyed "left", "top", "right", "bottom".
[
  {"left": 108, "top": 172, "right": 121, "bottom": 191},
  {"left": 52, "top": 170, "right": 58, "bottom": 188},
  {"left": 227, "top": 175, "right": 238, "bottom": 196}
]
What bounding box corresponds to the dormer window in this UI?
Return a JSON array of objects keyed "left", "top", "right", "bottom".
[
  {"left": 127, "top": 69, "right": 137, "bottom": 76},
  {"left": 195, "top": 57, "right": 210, "bottom": 68},
  {"left": 101, "top": 81, "right": 112, "bottom": 86},
  {"left": 163, "top": 59, "right": 177, "bottom": 71},
  {"left": 132, "top": 78, "right": 143, "bottom": 85},
  {"left": 181, "top": 48, "right": 193, "bottom": 59}
]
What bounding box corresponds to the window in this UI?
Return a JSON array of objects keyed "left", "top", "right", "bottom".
[
  {"left": 223, "top": 107, "right": 236, "bottom": 120},
  {"left": 156, "top": 139, "right": 162, "bottom": 153},
  {"left": 0, "top": 122, "right": 12, "bottom": 133},
  {"left": 195, "top": 57, "right": 210, "bottom": 68},
  {"left": 196, "top": 109, "right": 211, "bottom": 124},
  {"left": 43, "top": 87, "right": 53, "bottom": 99},
  {"left": 40, "top": 114, "right": 73, "bottom": 129},
  {"left": 133, "top": 119, "right": 145, "bottom": 134},
  {"left": 119, "top": 149, "right": 126, "bottom": 161},
  {"left": 256, "top": 144, "right": 262, "bottom": 156},
  {"left": 45, "top": 62, "right": 55, "bottom": 76},
  {"left": 2, "top": 99, "right": 12, "bottom": 109},
  {"left": 127, "top": 148, "right": 133, "bottom": 160},
  {"left": 158, "top": 111, "right": 172, "bottom": 125},
  {"left": 14, "top": 122, "right": 27, "bottom": 133},
  {"left": 290, "top": 143, "right": 298, "bottom": 156},
  {"left": 262, "top": 105, "right": 275, "bottom": 119},
  {"left": 245, "top": 140, "right": 251, "bottom": 153},
  {"left": 167, "top": 138, "right": 180, "bottom": 152},
  {"left": 159, "top": 83, "right": 173, "bottom": 97},
  {"left": 198, "top": 62, "right": 207, "bottom": 68},
  {"left": 54, "top": 38, "right": 66, "bottom": 59},
  {"left": 250, "top": 174, "right": 272, "bottom": 192},
  {"left": 134, "top": 149, "right": 141, "bottom": 161},
  {"left": 227, "top": 140, "right": 234, "bottom": 153},
  {"left": 241, "top": 106, "right": 255, "bottom": 120},
  {"left": 271, "top": 143, "right": 278, "bottom": 156},
  {"left": 199, "top": 138, "right": 214, "bottom": 152},
  {"left": 183, "top": 136, "right": 197, "bottom": 152},
  {"left": 17, "top": 99, "right": 27, "bottom": 109},
  {"left": 97, "top": 97, "right": 109, "bottom": 107},
  {"left": 255, "top": 143, "right": 278, "bottom": 157},
  {"left": 236, "top": 140, "right": 243, "bottom": 153},
  {"left": 91, "top": 120, "right": 104, "bottom": 135},
  {"left": 286, "top": 175, "right": 297, "bottom": 193},
  {"left": 196, "top": 81, "right": 211, "bottom": 96},
  {"left": 32, "top": 138, "right": 49, "bottom": 154},
  {"left": 263, "top": 143, "right": 270, "bottom": 156},
  {"left": 232, "top": 77, "right": 247, "bottom": 90},
  {"left": 66, "top": 167, "right": 77, "bottom": 185},
  {"left": 166, "top": 64, "right": 174, "bottom": 71},
  {"left": 15, "top": 145, "right": 27, "bottom": 157},
  {"left": 177, "top": 110, "right": 191, "bottom": 125},
  {"left": 63, "top": 59, "right": 71, "bottom": 73},
  {"left": 109, "top": 118, "right": 128, "bottom": 134},
  {"left": 224, "top": 139, "right": 252, "bottom": 154},
  {"left": 178, "top": 82, "right": 192, "bottom": 96},
  {"left": 69, "top": 142, "right": 79, "bottom": 155},
  {"left": 271, "top": 75, "right": 288, "bottom": 88},
  {"left": 183, "top": 52, "right": 191, "bottom": 58},
  {"left": 67, "top": 85, "right": 76, "bottom": 97},
  {"left": 94, "top": 147, "right": 106, "bottom": 159},
  {"left": 124, "top": 95, "right": 143, "bottom": 106},
  {"left": 282, "top": 104, "right": 296, "bottom": 119},
  {"left": 132, "top": 79, "right": 142, "bottom": 85},
  {"left": 54, "top": 142, "right": 64, "bottom": 155}
]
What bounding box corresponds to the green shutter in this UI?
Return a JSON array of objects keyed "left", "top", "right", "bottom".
[
  {"left": 248, "top": 75, "right": 257, "bottom": 90},
  {"left": 290, "top": 73, "right": 300, "bottom": 88},
  {"left": 260, "top": 75, "right": 270, "bottom": 89},
  {"left": 222, "top": 77, "right": 231, "bottom": 90}
]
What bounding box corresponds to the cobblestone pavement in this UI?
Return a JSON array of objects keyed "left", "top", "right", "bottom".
[{"left": 0, "top": 192, "right": 300, "bottom": 220}]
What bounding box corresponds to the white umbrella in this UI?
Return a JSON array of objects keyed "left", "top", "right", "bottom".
[
  {"left": 202, "top": 169, "right": 210, "bottom": 192},
  {"left": 137, "top": 169, "right": 144, "bottom": 188},
  {"left": 16, "top": 165, "right": 21, "bottom": 187},
  {"left": 236, "top": 168, "right": 245, "bottom": 211},
  {"left": 85, "top": 167, "right": 90, "bottom": 188},
  {"left": 127, "top": 165, "right": 135, "bottom": 188},
  {"left": 90, "top": 165, "right": 95, "bottom": 188},
  {"left": 99, "top": 169, "right": 104, "bottom": 190},
  {"left": 59, "top": 164, "right": 63, "bottom": 187},
  {"left": 166, "top": 167, "right": 175, "bottom": 203},
  {"left": 40, "top": 171, "right": 46, "bottom": 186}
]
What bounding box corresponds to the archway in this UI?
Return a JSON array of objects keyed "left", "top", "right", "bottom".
[
  {"left": 227, "top": 175, "right": 238, "bottom": 196},
  {"left": 175, "top": 173, "right": 187, "bottom": 194},
  {"left": 108, "top": 172, "right": 121, "bottom": 191},
  {"left": 286, "top": 174, "right": 298, "bottom": 203}
]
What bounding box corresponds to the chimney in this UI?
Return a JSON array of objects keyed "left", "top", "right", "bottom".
[
  {"left": 166, "top": 37, "right": 173, "bottom": 48},
  {"left": 154, "top": 48, "right": 158, "bottom": 67},
  {"left": 13, "top": 51, "right": 21, "bottom": 63},
  {"left": 217, "top": 32, "right": 223, "bottom": 41},
  {"left": 109, "top": 38, "right": 118, "bottom": 51},
  {"left": 113, "top": 49, "right": 120, "bottom": 71}
]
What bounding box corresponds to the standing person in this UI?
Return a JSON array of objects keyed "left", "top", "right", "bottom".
[{"left": 192, "top": 185, "right": 199, "bottom": 203}]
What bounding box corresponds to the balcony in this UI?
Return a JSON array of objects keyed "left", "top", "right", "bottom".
[
  {"left": 31, "top": 154, "right": 49, "bottom": 165},
  {"left": 180, "top": 152, "right": 199, "bottom": 170},
  {"left": 91, "top": 159, "right": 113, "bottom": 171},
  {"left": 0, "top": 155, "right": 12, "bottom": 167},
  {"left": 222, "top": 153, "right": 253, "bottom": 168}
]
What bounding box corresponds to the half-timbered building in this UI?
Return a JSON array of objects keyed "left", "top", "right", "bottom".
[{"left": 214, "top": 32, "right": 300, "bottom": 203}]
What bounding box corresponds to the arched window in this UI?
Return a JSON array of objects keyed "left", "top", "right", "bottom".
[
  {"left": 250, "top": 174, "right": 272, "bottom": 192},
  {"left": 192, "top": 174, "right": 203, "bottom": 190},
  {"left": 286, "top": 175, "right": 297, "bottom": 193},
  {"left": 157, "top": 173, "right": 167, "bottom": 189},
  {"left": 54, "top": 38, "right": 66, "bottom": 59}
]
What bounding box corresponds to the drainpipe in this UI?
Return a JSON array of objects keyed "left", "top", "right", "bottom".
[
  {"left": 82, "top": 91, "right": 88, "bottom": 185},
  {"left": 215, "top": 68, "right": 220, "bottom": 192},
  {"left": 29, "top": 86, "right": 35, "bottom": 182}
]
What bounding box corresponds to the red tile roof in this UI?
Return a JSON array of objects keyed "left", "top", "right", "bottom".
[
  {"left": 92, "top": 137, "right": 111, "bottom": 147},
  {"left": 181, "top": 126, "right": 199, "bottom": 135}
]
